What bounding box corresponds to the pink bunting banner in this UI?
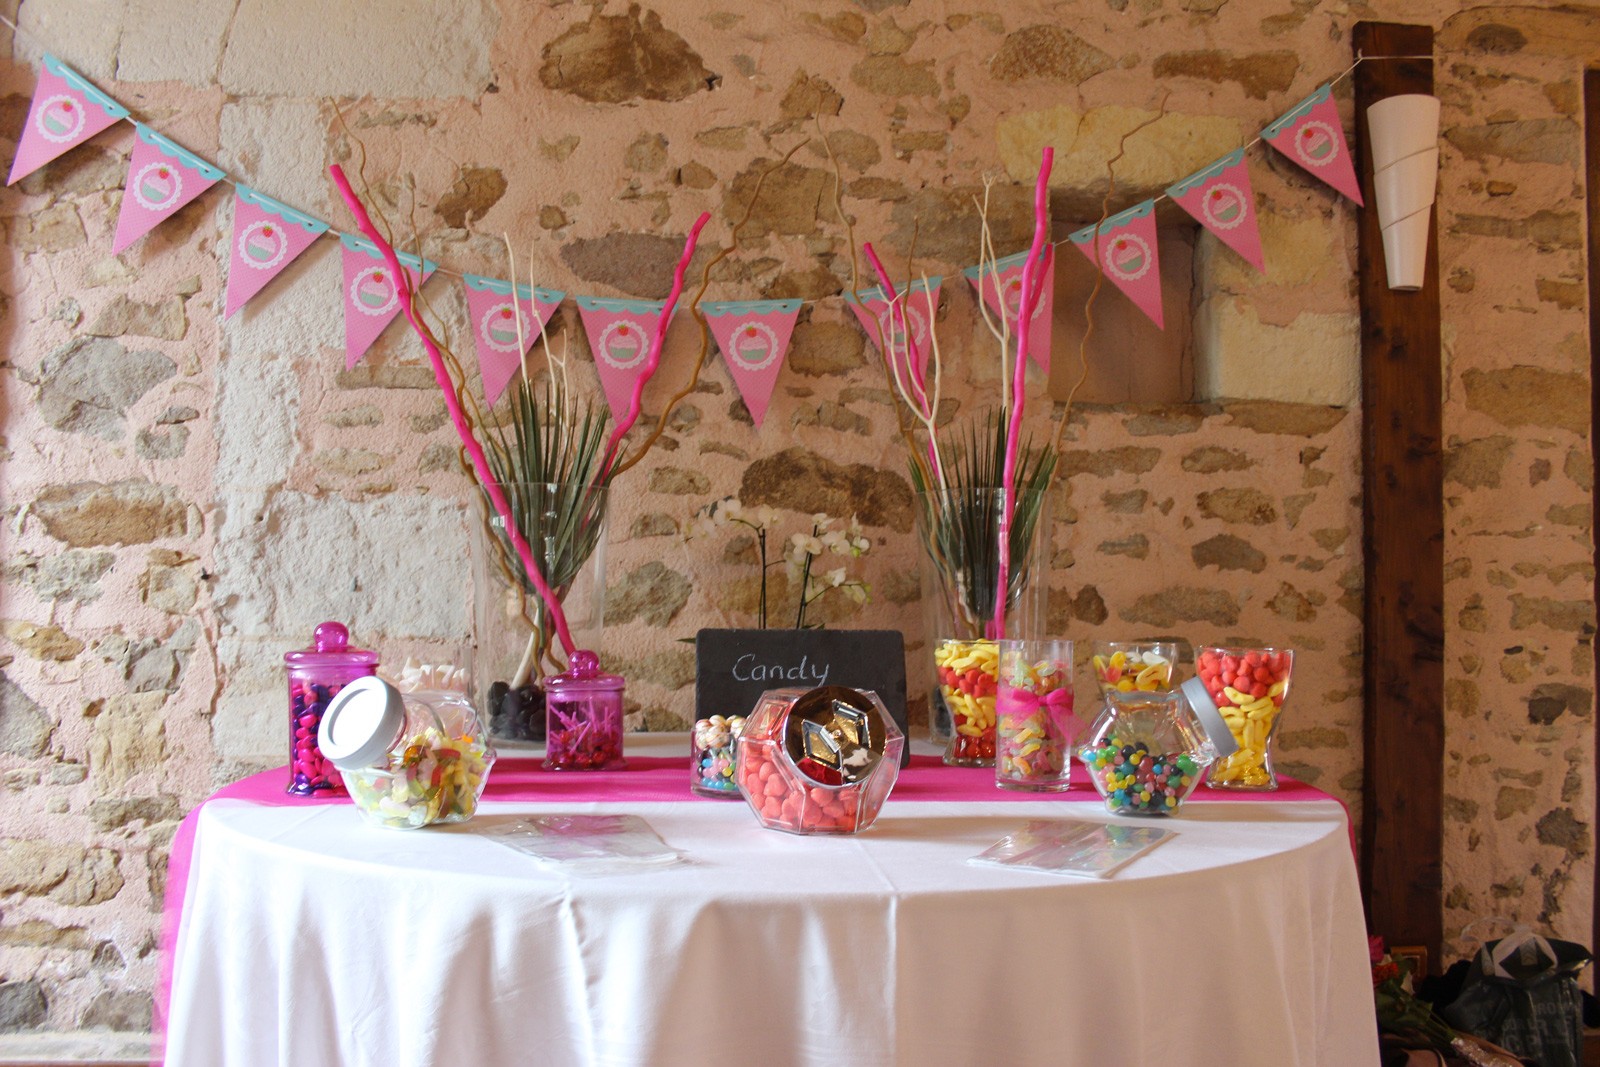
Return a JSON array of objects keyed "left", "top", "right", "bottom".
[
  {"left": 1068, "top": 201, "right": 1165, "bottom": 330},
  {"left": 462, "top": 275, "right": 566, "bottom": 405},
  {"left": 843, "top": 276, "right": 941, "bottom": 386},
  {"left": 701, "top": 298, "right": 802, "bottom": 428},
  {"left": 962, "top": 247, "right": 1055, "bottom": 373},
  {"left": 1261, "top": 83, "right": 1364, "bottom": 206},
  {"left": 1166, "top": 148, "right": 1266, "bottom": 273},
  {"left": 8, "top": 54, "right": 129, "bottom": 186},
  {"left": 575, "top": 295, "right": 670, "bottom": 423},
  {"left": 224, "top": 186, "right": 330, "bottom": 317},
  {"left": 112, "top": 125, "right": 225, "bottom": 254},
  {"left": 339, "top": 235, "right": 437, "bottom": 369}
]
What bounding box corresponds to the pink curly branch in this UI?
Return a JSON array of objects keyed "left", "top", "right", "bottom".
[{"left": 328, "top": 164, "right": 578, "bottom": 657}]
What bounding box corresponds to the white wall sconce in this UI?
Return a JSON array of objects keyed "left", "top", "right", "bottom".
[{"left": 1366, "top": 94, "right": 1441, "bottom": 291}]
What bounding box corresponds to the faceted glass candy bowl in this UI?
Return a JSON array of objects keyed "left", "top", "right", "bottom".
[
  {"left": 1080, "top": 689, "right": 1212, "bottom": 816},
  {"left": 1197, "top": 646, "right": 1293, "bottom": 790},
  {"left": 736, "top": 686, "right": 903, "bottom": 835}
]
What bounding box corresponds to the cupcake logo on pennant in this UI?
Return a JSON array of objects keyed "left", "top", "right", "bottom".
[
  {"left": 730, "top": 321, "right": 780, "bottom": 371},
  {"left": 1294, "top": 121, "right": 1340, "bottom": 168},
  {"left": 237, "top": 219, "right": 288, "bottom": 271},
  {"left": 479, "top": 302, "right": 524, "bottom": 353},
  {"left": 132, "top": 161, "right": 182, "bottom": 212},
  {"left": 1105, "top": 233, "right": 1153, "bottom": 283},
  {"left": 597, "top": 320, "right": 647, "bottom": 369},
  {"left": 1000, "top": 275, "right": 1047, "bottom": 322},
  {"left": 874, "top": 302, "right": 928, "bottom": 351},
  {"left": 35, "top": 94, "right": 83, "bottom": 143},
  {"left": 1201, "top": 183, "right": 1248, "bottom": 230},
  {"left": 350, "top": 266, "right": 398, "bottom": 316}
]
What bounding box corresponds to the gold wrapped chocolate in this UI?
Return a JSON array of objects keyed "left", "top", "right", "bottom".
[{"left": 784, "top": 686, "right": 885, "bottom": 785}]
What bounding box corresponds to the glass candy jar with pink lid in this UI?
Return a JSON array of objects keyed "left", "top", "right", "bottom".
[{"left": 283, "top": 621, "right": 378, "bottom": 796}]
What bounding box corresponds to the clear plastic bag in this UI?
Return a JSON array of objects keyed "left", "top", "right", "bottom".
[
  {"left": 477, "top": 815, "right": 683, "bottom": 874},
  {"left": 968, "top": 819, "right": 1174, "bottom": 878}
]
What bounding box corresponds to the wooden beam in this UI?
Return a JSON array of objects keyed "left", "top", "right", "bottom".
[
  {"left": 1354, "top": 21, "right": 1444, "bottom": 965},
  {"left": 1583, "top": 67, "right": 1600, "bottom": 976}
]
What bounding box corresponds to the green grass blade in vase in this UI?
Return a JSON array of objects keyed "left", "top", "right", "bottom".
[
  {"left": 479, "top": 377, "right": 611, "bottom": 648},
  {"left": 911, "top": 408, "right": 1056, "bottom": 634}
]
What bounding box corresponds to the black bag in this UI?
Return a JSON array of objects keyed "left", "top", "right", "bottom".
[{"left": 1439, "top": 926, "right": 1591, "bottom": 1067}]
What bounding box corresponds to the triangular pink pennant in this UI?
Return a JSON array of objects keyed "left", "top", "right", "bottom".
[
  {"left": 8, "top": 54, "right": 129, "bottom": 186},
  {"left": 1068, "top": 202, "right": 1165, "bottom": 329},
  {"left": 575, "top": 295, "right": 670, "bottom": 422},
  {"left": 1261, "top": 83, "right": 1365, "bottom": 206},
  {"left": 112, "top": 125, "right": 224, "bottom": 254},
  {"left": 843, "top": 276, "right": 940, "bottom": 387},
  {"left": 702, "top": 299, "right": 802, "bottom": 428},
  {"left": 463, "top": 275, "right": 566, "bottom": 405},
  {"left": 224, "top": 186, "right": 329, "bottom": 317},
  {"left": 962, "top": 248, "right": 1055, "bottom": 373},
  {"left": 1166, "top": 149, "right": 1266, "bottom": 273},
  {"left": 339, "top": 235, "right": 437, "bottom": 369}
]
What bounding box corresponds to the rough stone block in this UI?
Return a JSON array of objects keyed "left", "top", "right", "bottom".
[
  {"left": 220, "top": 0, "right": 495, "bottom": 98},
  {"left": 5, "top": 550, "right": 116, "bottom": 604},
  {"left": 27, "top": 337, "right": 175, "bottom": 440},
  {"left": 211, "top": 489, "right": 469, "bottom": 639},
  {"left": 215, "top": 352, "right": 299, "bottom": 490},
  {"left": 0, "top": 674, "right": 52, "bottom": 758},
  {"left": 0, "top": 979, "right": 47, "bottom": 1033},
  {"left": 32, "top": 480, "right": 195, "bottom": 547},
  {"left": 998, "top": 106, "right": 1240, "bottom": 210},
  {"left": 1194, "top": 303, "right": 1358, "bottom": 407}
]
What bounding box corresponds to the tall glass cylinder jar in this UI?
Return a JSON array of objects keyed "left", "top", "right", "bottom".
[
  {"left": 996, "top": 639, "right": 1077, "bottom": 791},
  {"left": 469, "top": 483, "right": 609, "bottom": 745},
  {"left": 916, "top": 487, "right": 1053, "bottom": 767},
  {"left": 283, "top": 622, "right": 378, "bottom": 797}
]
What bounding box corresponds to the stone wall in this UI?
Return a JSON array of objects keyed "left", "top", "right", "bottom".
[{"left": 0, "top": 0, "right": 1591, "bottom": 1047}]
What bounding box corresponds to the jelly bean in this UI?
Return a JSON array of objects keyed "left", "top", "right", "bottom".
[{"left": 1079, "top": 730, "right": 1201, "bottom": 816}]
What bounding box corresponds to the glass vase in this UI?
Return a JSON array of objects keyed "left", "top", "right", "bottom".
[
  {"left": 916, "top": 487, "right": 1053, "bottom": 767},
  {"left": 469, "top": 482, "right": 609, "bottom": 745},
  {"left": 995, "top": 639, "right": 1077, "bottom": 792},
  {"left": 1197, "top": 646, "right": 1294, "bottom": 790}
]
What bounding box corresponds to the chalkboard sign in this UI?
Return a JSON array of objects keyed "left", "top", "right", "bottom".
[{"left": 695, "top": 629, "right": 909, "bottom": 767}]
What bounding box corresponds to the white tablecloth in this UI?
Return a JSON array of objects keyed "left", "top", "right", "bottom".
[{"left": 167, "top": 771, "right": 1378, "bottom": 1066}]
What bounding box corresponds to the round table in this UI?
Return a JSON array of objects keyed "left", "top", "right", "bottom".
[{"left": 163, "top": 740, "right": 1379, "bottom": 1066}]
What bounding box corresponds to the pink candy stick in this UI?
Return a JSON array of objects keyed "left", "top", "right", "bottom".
[
  {"left": 993, "top": 147, "right": 1055, "bottom": 640},
  {"left": 599, "top": 212, "right": 711, "bottom": 480},
  {"left": 328, "top": 165, "right": 578, "bottom": 658}
]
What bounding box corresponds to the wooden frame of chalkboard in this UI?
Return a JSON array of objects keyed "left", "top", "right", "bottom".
[{"left": 694, "top": 629, "right": 910, "bottom": 767}]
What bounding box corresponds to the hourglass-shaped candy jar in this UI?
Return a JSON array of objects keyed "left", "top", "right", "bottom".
[{"left": 1197, "top": 646, "right": 1294, "bottom": 790}]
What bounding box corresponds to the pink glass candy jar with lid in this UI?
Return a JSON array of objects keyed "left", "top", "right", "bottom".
[
  {"left": 543, "top": 650, "right": 626, "bottom": 771},
  {"left": 283, "top": 621, "right": 378, "bottom": 796}
]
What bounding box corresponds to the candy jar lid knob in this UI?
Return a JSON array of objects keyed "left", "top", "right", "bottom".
[
  {"left": 313, "top": 621, "right": 350, "bottom": 653},
  {"left": 568, "top": 649, "right": 600, "bottom": 679}
]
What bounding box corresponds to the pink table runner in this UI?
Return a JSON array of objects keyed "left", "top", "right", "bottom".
[{"left": 155, "top": 755, "right": 1333, "bottom": 1063}]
